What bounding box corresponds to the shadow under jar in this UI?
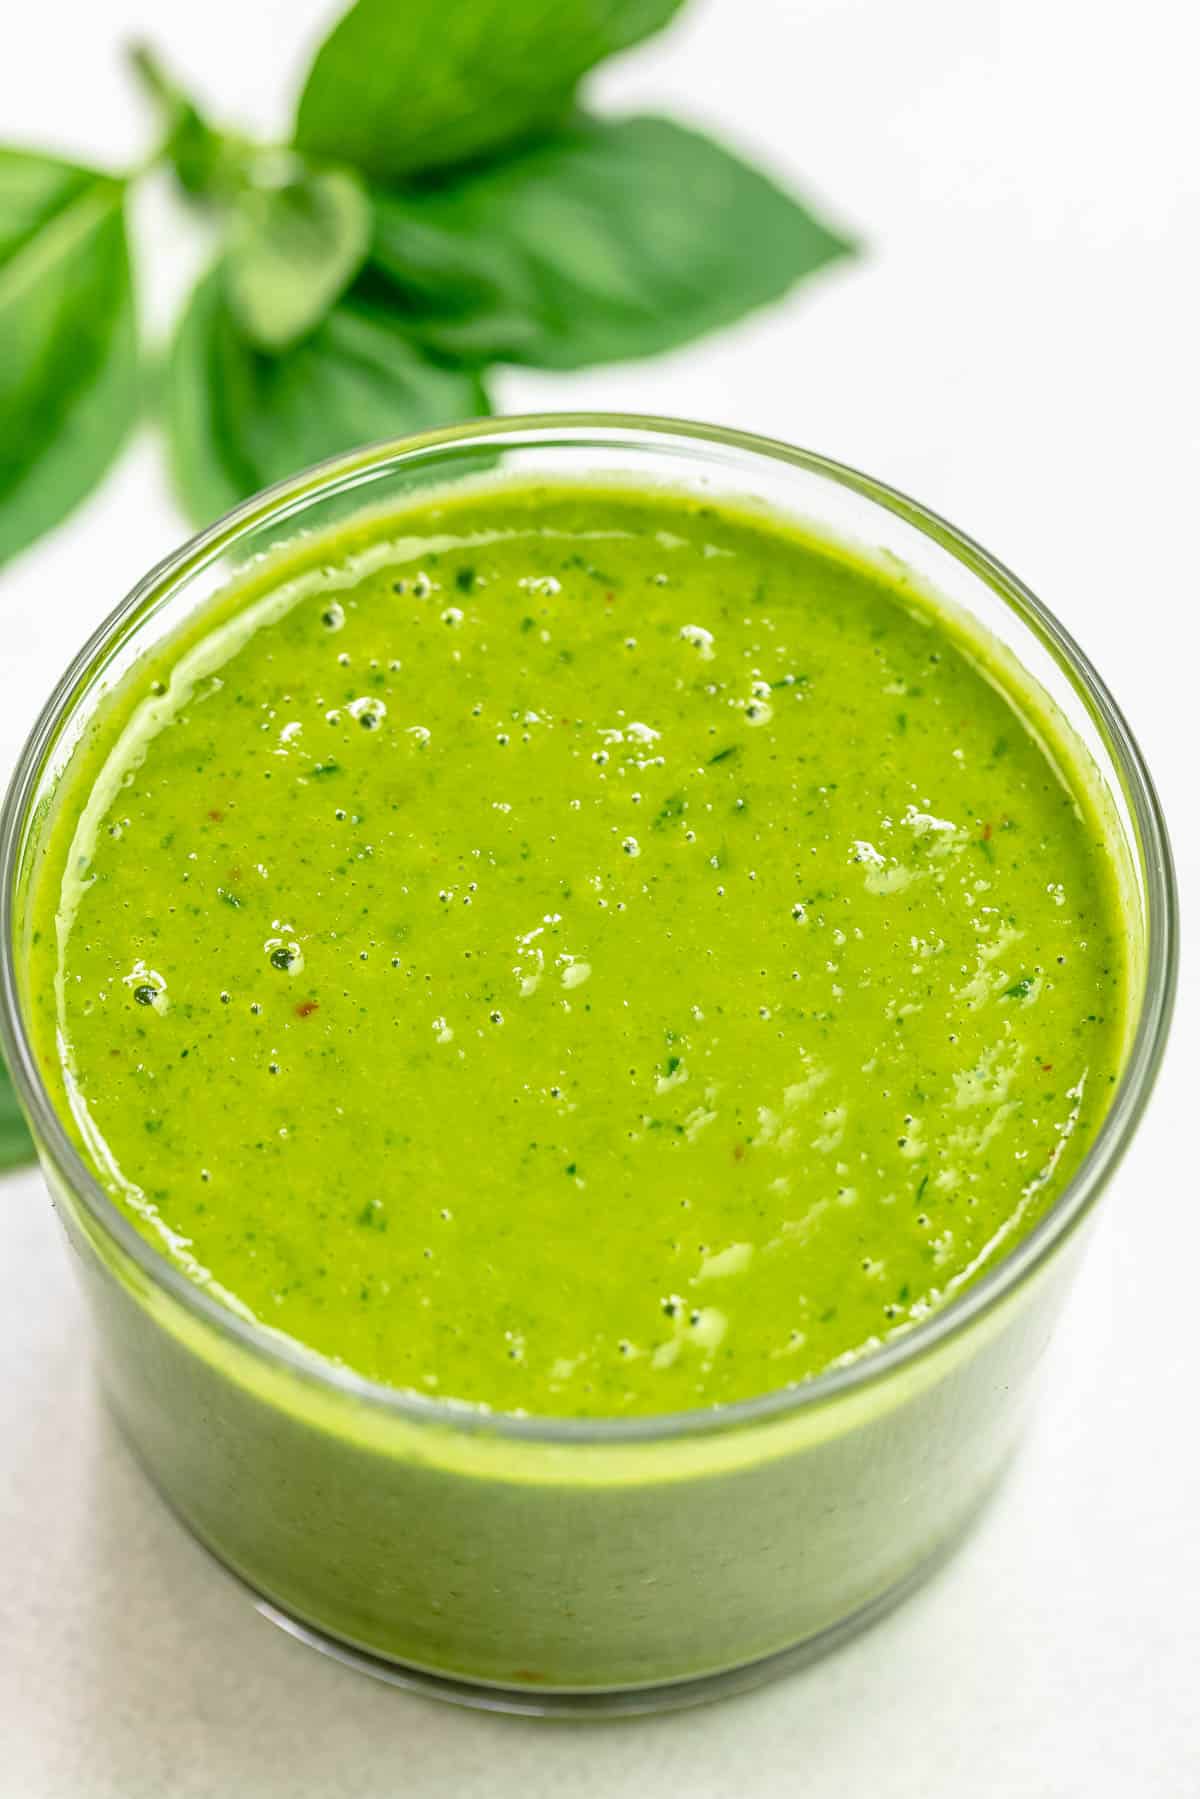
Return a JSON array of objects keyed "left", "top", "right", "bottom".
[{"left": 0, "top": 417, "right": 1176, "bottom": 1714}]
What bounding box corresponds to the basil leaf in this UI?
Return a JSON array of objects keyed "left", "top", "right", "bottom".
[
  {"left": 0, "top": 149, "right": 138, "bottom": 565},
  {"left": 294, "top": 0, "right": 686, "bottom": 180},
  {"left": 0, "top": 1057, "right": 33, "bottom": 1172},
  {"left": 225, "top": 168, "right": 373, "bottom": 352},
  {"left": 167, "top": 267, "right": 489, "bottom": 526},
  {"left": 369, "top": 117, "right": 853, "bottom": 370},
  {"left": 368, "top": 193, "right": 544, "bottom": 360},
  {"left": 128, "top": 44, "right": 228, "bottom": 202}
]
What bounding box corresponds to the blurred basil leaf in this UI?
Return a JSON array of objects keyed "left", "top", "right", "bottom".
[
  {"left": 225, "top": 168, "right": 373, "bottom": 352},
  {"left": 128, "top": 44, "right": 229, "bottom": 201},
  {"left": 0, "top": 1058, "right": 33, "bottom": 1171},
  {"left": 369, "top": 117, "right": 853, "bottom": 370},
  {"left": 167, "top": 267, "right": 489, "bottom": 526},
  {"left": 0, "top": 150, "right": 138, "bottom": 566},
  {"left": 294, "top": 0, "right": 686, "bottom": 181}
]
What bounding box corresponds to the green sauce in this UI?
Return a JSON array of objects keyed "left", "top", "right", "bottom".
[{"left": 29, "top": 481, "right": 1127, "bottom": 1418}]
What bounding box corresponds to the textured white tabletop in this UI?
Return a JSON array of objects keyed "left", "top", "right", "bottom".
[{"left": 2, "top": 2, "right": 1197, "bottom": 1793}]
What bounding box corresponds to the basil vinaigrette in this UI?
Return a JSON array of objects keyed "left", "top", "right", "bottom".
[{"left": 30, "top": 481, "right": 1127, "bottom": 1417}]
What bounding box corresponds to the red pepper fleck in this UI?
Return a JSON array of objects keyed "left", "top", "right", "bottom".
[
  {"left": 207, "top": 808, "right": 224, "bottom": 823},
  {"left": 295, "top": 1000, "right": 320, "bottom": 1018},
  {"left": 733, "top": 1143, "right": 746, "bottom": 1161},
  {"left": 1042, "top": 1063, "right": 1054, "bottom": 1072},
  {"left": 605, "top": 590, "right": 615, "bottom": 604},
  {"left": 982, "top": 821, "right": 993, "bottom": 841}
]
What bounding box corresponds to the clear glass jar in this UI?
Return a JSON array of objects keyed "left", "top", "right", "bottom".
[{"left": 0, "top": 417, "right": 1177, "bottom": 1714}]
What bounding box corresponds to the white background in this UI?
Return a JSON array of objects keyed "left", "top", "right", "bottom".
[{"left": 1, "top": 2, "right": 1196, "bottom": 1793}]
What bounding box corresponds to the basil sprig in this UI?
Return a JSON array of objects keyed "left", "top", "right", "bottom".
[{"left": 1, "top": 1, "right": 853, "bottom": 562}]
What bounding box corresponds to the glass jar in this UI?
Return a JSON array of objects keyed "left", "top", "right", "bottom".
[{"left": 0, "top": 417, "right": 1177, "bottom": 1714}]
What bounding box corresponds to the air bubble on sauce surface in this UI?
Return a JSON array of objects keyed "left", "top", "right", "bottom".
[
  {"left": 123, "top": 962, "right": 168, "bottom": 1010},
  {"left": 348, "top": 696, "right": 387, "bottom": 729},
  {"left": 266, "top": 938, "right": 304, "bottom": 975},
  {"left": 680, "top": 623, "right": 715, "bottom": 659}
]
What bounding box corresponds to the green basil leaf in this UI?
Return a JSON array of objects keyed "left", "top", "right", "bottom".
[
  {"left": 368, "top": 116, "right": 854, "bottom": 370},
  {"left": 367, "top": 193, "right": 545, "bottom": 359},
  {"left": 128, "top": 44, "right": 229, "bottom": 202},
  {"left": 294, "top": 0, "right": 686, "bottom": 181},
  {"left": 225, "top": 168, "right": 373, "bottom": 352},
  {"left": 0, "top": 1056, "right": 33, "bottom": 1172},
  {"left": 0, "top": 149, "right": 139, "bottom": 565},
  {"left": 167, "top": 267, "right": 489, "bottom": 526}
]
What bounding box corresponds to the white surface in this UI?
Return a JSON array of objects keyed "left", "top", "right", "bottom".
[{"left": 1, "top": 2, "right": 1196, "bottom": 1793}]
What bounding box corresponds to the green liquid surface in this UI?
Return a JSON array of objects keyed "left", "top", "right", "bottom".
[{"left": 29, "top": 482, "right": 1128, "bottom": 1416}]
